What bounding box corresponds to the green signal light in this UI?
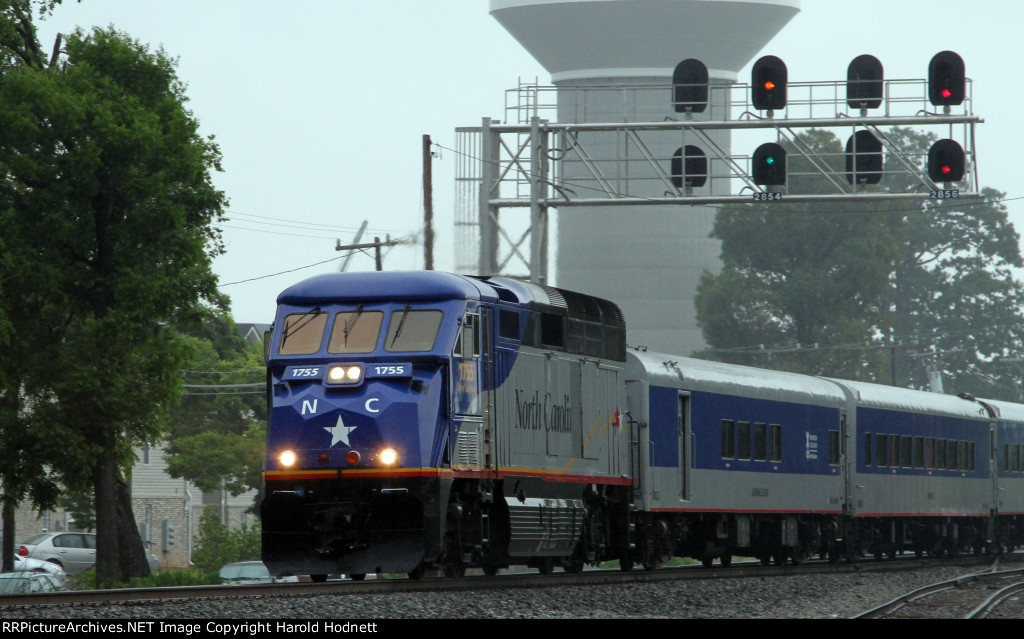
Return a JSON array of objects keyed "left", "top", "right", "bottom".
[{"left": 765, "top": 156, "right": 775, "bottom": 165}]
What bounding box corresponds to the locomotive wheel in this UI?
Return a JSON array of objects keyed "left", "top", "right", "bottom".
[
  {"left": 482, "top": 564, "right": 499, "bottom": 576},
  {"left": 536, "top": 557, "right": 554, "bottom": 575},
  {"left": 564, "top": 558, "right": 585, "bottom": 573},
  {"left": 407, "top": 563, "right": 426, "bottom": 580},
  {"left": 701, "top": 555, "right": 713, "bottom": 568},
  {"left": 310, "top": 574, "right": 328, "bottom": 582},
  {"left": 443, "top": 562, "right": 466, "bottom": 578},
  {"left": 351, "top": 574, "right": 367, "bottom": 581},
  {"left": 720, "top": 553, "right": 732, "bottom": 568},
  {"left": 619, "top": 557, "right": 634, "bottom": 572}
]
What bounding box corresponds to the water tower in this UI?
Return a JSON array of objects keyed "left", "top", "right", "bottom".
[{"left": 489, "top": 0, "right": 800, "bottom": 355}]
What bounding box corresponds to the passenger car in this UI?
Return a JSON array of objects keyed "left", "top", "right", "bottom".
[
  {"left": 18, "top": 532, "right": 162, "bottom": 574},
  {"left": 0, "top": 571, "right": 65, "bottom": 594},
  {"left": 219, "top": 561, "right": 299, "bottom": 585}
]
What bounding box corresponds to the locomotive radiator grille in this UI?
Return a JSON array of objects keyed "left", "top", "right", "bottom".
[
  {"left": 455, "top": 424, "right": 483, "bottom": 468},
  {"left": 507, "top": 497, "right": 585, "bottom": 556}
]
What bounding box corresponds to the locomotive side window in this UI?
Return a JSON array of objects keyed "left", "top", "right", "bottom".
[
  {"left": 326, "top": 310, "right": 383, "bottom": 354},
  {"left": 889, "top": 436, "right": 899, "bottom": 468},
  {"left": 936, "top": 438, "right": 947, "bottom": 468},
  {"left": 540, "top": 312, "right": 565, "bottom": 348},
  {"left": 753, "top": 423, "right": 767, "bottom": 461},
  {"left": 454, "top": 313, "right": 479, "bottom": 358},
  {"left": 498, "top": 309, "right": 519, "bottom": 340},
  {"left": 384, "top": 309, "right": 442, "bottom": 352},
  {"left": 721, "top": 420, "right": 736, "bottom": 458},
  {"left": 769, "top": 424, "right": 782, "bottom": 462},
  {"left": 279, "top": 311, "right": 327, "bottom": 354},
  {"left": 737, "top": 422, "right": 751, "bottom": 460},
  {"left": 864, "top": 433, "right": 872, "bottom": 467},
  {"left": 925, "top": 438, "right": 935, "bottom": 469},
  {"left": 913, "top": 437, "right": 924, "bottom": 468}
]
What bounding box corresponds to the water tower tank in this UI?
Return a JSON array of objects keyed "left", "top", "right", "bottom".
[{"left": 490, "top": 0, "right": 800, "bottom": 355}]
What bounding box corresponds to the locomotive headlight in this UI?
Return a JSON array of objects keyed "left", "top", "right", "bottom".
[
  {"left": 279, "top": 450, "right": 297, "bottom": 467},
  {"left": 327, "top": 364, "right": 363, "bottom": 384},
  {"left": 379, "top": 447, "right": 399, "bottom": 466}
]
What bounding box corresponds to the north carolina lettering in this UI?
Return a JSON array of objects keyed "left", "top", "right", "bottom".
[{"left": 515, "top": 389, "right": 572, "bottom": 433}]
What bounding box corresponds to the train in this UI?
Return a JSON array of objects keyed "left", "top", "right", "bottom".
[{"left": 259, "top": 270, "right": 1024, "bottom": 580}]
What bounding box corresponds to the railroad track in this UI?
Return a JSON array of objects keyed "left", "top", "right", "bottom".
[
  {"left": 853, "top": 557, "right": 1024, "bottom": 619},
  {"left": 0, "top": 554, "right": 1011, "bottom": 613}
]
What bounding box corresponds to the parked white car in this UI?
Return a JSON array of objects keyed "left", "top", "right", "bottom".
[
  {"left": 18, "top": 532, "right": 161, "bottom": 575},
  {"left": 219, "top": 561, "right": 299, "bottom": 585},
  {"left": 10, "top": 554, "right": 67, "bottom": 587},
  {"left": 0, "top": 571, "right": 66, "bottom": 594}
]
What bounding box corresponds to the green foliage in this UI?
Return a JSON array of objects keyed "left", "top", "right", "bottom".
[
  {"left": 164, "top": 313, "right": 267, "bottom": 498},
  {"left": 69, "top": 566, "right": 219, "bottom": 590},
  {"left": 0, "top": 13, "right": 229, "bottom": 585},
  {"left": 191, "top": 508, "right": 262, "bottom": 577},
  {"left": 125, "top": 567, "right": 218, "bottom": 588},
  {"left": 57, "top": 491, "right": 95, "bottom": 531}
]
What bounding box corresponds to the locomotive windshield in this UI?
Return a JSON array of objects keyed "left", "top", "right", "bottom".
[
  {"left": 384, "top": 309, "right": 442, "bottom": 352},
  {"left": 327, "top": 309, "right": 382, "bottom": 353},
  {"left": 276, "top": 307, "right": 443, "bottom": 355},
  {"left": 279, "top": 310, "right": 326, "bottom": 354}
]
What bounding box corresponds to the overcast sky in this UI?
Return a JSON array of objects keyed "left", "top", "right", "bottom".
[{"left": 34, "top": 0, "right": 1024, "bottom": 323}]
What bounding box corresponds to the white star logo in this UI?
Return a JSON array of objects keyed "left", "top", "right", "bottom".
[{"left": 324, "top": 415, "right": 357, "bottom": 447}]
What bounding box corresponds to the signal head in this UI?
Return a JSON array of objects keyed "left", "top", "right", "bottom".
[
  {"left": 928, "top": 139, "right": 965, "bottom": 182},
  {"left": 751, "top": 55, "right": 787, "bottom": 111},
  {"left": 928, "top": 51, "right": 965, "bottom": 107},
  {"left": 752, "top": 142, "right": 786, "bottom": 186}
]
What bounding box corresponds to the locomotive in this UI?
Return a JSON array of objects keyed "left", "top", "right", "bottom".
[{"left": 260, "top": 270, "right": 1024, "bottom": 579}]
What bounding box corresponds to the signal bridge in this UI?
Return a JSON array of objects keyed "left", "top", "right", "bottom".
[{"left": 455, "top": 53, "right": 979, "bottom": 279}]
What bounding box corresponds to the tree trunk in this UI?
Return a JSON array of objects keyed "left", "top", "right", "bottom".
[
  {"left": 2, "top": 497, "right": 14, "bottom": 573},
  {"left": 116, "top": 478, "right": 151, "bottom": 581},
  {"left": 92, "top": 435, "right": 120, "bottom": 587}
]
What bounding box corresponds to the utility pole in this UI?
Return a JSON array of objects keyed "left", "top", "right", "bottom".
[
  {"left": 423, "top": 134, "right": 434, "bottom": 270},
  {"left": 335, "top": 235, "right": 402, "bottom": 271},
  {"left": 338, "top": 221, "right": 367, "bottom": 272}
]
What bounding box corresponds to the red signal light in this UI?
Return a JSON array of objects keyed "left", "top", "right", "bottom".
[
  {"left": 941, "top": 88, "right": 952, "bottom": 99},
  {"left": 941, "top": 164, "right": 952, "bottom": 175}
]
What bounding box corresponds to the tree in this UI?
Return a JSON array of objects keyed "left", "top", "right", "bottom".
[
  {"left": 164, "top": 311, "right": 267, "bottom": 502},
  {"left": 0, "top": 11, "right": 228, "bottom": 585},
  {"left": 695, "top": 129, "right": 901, "bottom": 379},
  {"left": 191, "top": 507, "right": 261, "bottom": 577},
  {"left": 695, "top": 127, "right": 1024, "bottom": 399}
]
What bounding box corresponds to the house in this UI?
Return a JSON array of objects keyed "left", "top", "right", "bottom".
[
  {"left": 9, "top": 444, "right": 258, "bottom": 570},
  {"left": 7, "top": 323, "right": 271, "bottom": 569}
]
